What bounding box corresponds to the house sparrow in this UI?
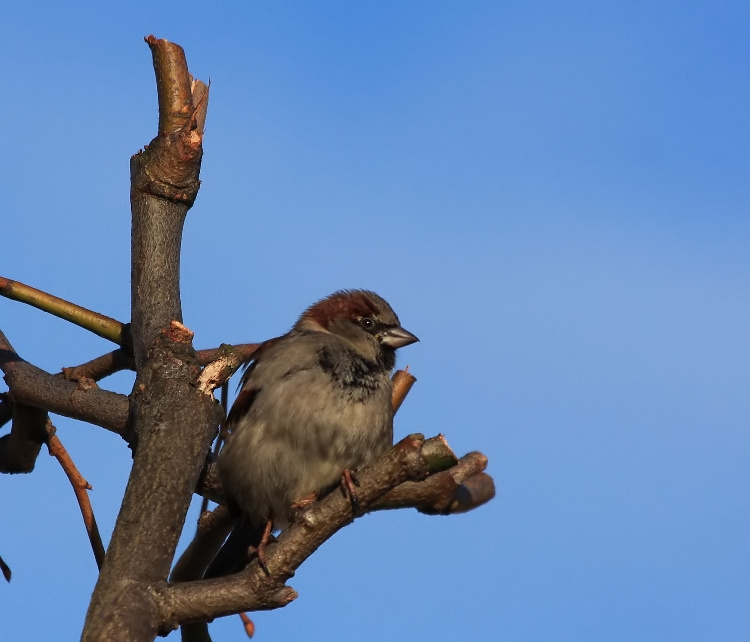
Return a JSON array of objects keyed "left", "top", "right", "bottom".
[{"left": 208, "top": 289, "right": 418, "bottom": 576}]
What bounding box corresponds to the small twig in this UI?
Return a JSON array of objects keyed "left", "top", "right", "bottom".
[
  {"left": 196, "top": 352, "right": 243, "bottom": 396},
  {"left": 238, "top": 612, "right": 255, "bottom": 638},
  {"left": 62, "top": 349, "right": 135, "bottom": 382},
  {"left": 0, "top": 554, "right": 11, "bottom": 582},
  {"left": 372, "top": 451, "right": 494, "bottom": 514},
  {"left": 45, "top": 421, "right": 106, "bottom": 569},
  {"left": 196, "top": 343, "right": 261, "bottom": 366},
  {"left": 0, "top": 276, "right": 124, "bottom": 345},
  {"left": 391, "top": 368, "right": 416, "bottom": 413},
  {"left": 54, "top": 343, "right": 258, "bottom": 392}
]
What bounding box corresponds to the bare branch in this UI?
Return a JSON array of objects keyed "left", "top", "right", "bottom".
[
  {"left": 391, "top": 368, "right": 416, "bottom": 413},
  {"left": 82, "top": 37, "right": 214, "bottom": 642},
  {"left": 129, "top": 36, "right": 208, "bottom": 366},
  {"left": 196, "top": 343, "right": 261, "bottom": 367},
  {"left": 170, "top": 506, "right": 235, "bottom": 584},
  {"left": 0, "top": 401, "right": 47, "bottom": 473},
  {"left": 372, "top": 451, "right": 494, "bottom": 514},
  {"left": 46, "top": 421, "right": 106, "bottom": 568},
  {"left": 158, "top": 435, "right": 432, "bottom": 627},
  {"left": 62, "top": 349, "right": 135, "bottom": 382},
  {"left": 0, "top": 329, "right": 129, "bottom": 438},
  {"left": 174, "top": 432, "right": 492, "bottom": 637},
  {"left": 0, "top": 276, "right": 125, "bottom": 345}
]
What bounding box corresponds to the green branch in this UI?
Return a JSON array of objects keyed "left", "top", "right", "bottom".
[{"left": 0, "top": 276, "right": 124, "bottom": 345}]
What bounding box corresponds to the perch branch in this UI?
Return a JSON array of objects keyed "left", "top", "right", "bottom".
[
  {"left": 157, "top": 434, "right": 489, "bottom": 629},
  {"left": 174, "top": 431, "right": 492, "bottom": 636}
]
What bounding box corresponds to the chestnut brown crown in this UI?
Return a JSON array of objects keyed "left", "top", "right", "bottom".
[{"left": 294, "top": 289, "right": 418, "bottom": 358}]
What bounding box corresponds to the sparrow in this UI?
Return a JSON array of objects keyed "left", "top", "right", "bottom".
[{"left": 207, "top": 289, "right": 418, "bottom": 576}]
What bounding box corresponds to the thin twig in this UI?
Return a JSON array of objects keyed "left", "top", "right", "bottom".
[
  {"left": 0, "top": 276, "right": 124, "bottom": 345},
  {"left": 62, "top": 349, "right": 135, "bottom": 382},
  {"left": 391, "top": 368, "right": 416, "bottom": 413},
  {"left": 196, "top": 343, "right": 261, "bottom": 366},
  {"left": 0, "top": 554, "right": 10, "bottom": 582},
  {"left": 45, "top": 421, "right": 106, "bottom": 569}
]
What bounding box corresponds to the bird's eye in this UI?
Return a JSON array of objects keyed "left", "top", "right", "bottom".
[{"left": 359, "top": 317, "right": 375, "bottom": 330}]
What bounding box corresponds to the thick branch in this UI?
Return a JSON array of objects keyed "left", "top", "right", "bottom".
[
  {"left": 83, "top": 326, "right": 223, "bottom": 641},
  {"left": 82, "top": 37, "right": 213, "bottom": 642},
  {"left": 159, "top": 434, "right": 431, "bottom": 628},
  {"left": 0, "top": 329, "right": 129, "bottom": 438},
  {"left": 130, "top": 37, "right": 208, "bottom": 367},
  {"left": 171, "top": 434, "right": 492, "bottom": 633}
]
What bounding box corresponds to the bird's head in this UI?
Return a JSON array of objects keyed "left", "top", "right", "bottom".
[{"left": 294, "top": 289, "right": 418, "bottom": 361}]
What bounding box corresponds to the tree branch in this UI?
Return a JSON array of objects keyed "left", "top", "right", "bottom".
[
  {"left": 0, "top": 329, "right": 129, "bottom": 439},
  {"left": 82, "top": 37, "right": 214, "bottom": 642},
  {"left": 0, "top": 400, "right": 48, "bottom": 473},
  {"left": 62, "top": 348, "right": 135, "bottom": 382},
  {"left": 156, "top": 434, "right": 461, "bottom": 630},
  {"left": 129, "top": 36, "right": 207, "bottom": 367},
  {"left": 0, "top": 276, "right": 125, "bottom": 345},
  {"left": 391, "top": 367, "right": 416, "bottom": 412},
  {"left": 46, "top": 421, "right": 106, "bottom": 568}
]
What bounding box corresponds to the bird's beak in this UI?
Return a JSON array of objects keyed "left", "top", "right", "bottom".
[{"left": 380, "top": 326, "right": 419, "bottom": 349}]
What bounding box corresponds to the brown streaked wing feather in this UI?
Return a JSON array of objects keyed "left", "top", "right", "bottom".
[{"left": 226, "top": 387, "right": 260, "bottom": 431}]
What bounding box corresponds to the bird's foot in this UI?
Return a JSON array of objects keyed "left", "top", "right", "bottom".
[
  {"left": 340, "top": 468, "right": 361, "bottom": 513},
  {"left": 248, "top": 520, "right": 275, "bottom": 576},
  {"left": 290, "top": 492, "right": 318, "bottom": 522}
]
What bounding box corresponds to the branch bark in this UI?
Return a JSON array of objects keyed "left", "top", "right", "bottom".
[
  {"left": 0, "top": 329, "right": 129, "bottom": 439},
  {"left": 82, "top": 38, "right": 215, "bottom": 642},
  {"left": 0, "top": 276, "right": 124, "bottom": 345},
  {"left": 46, "top": 421, "right": 106, "bottom": 568},
  {"left": 129, "top": 36, "right": 207, "bottom": 368},
  {"left": 156, "top": 433, "right": 494, "bottom": 634}
]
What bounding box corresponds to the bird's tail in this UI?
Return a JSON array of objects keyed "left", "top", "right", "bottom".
[{"left": 203, "top": 516, "right": 266, "bottom": 579}]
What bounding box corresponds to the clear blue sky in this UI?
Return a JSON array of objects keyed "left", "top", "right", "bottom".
[{"left": 2, "top": 2, "right": 749, "bottom": 640}]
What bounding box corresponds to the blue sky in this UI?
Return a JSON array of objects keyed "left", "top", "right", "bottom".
[{"left": 2, "top": 2, "right": 749, "bottom": 640}]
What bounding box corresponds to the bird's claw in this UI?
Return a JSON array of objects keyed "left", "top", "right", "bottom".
[
  {"left": 340, "top": 468, "right": 361, "bottom": 513},
  {"left": 248, "top": 520, "right": 275, "bottom": 576}
]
